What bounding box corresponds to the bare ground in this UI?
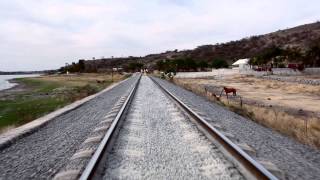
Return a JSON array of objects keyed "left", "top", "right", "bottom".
[{"left": 173, "top": 74, "right": 320, "bottom": 148}]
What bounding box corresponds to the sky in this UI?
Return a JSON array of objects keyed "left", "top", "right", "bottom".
[{"left": 0, "top": 0, "right": 319, "bottom": 71}]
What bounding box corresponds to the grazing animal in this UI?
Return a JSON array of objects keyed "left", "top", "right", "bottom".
[
  {"left": 223, "top": 87, "right": 237, "bottom": 97},
  {"left": 211, "top": 93, "right": 220, "bottom": 101},
  {"left": 205, "top": 87, "right": 220, "bottom": 101}
]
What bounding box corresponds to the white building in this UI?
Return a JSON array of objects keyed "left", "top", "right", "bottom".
[{"left": 232, "top": 58, "right": 250, "bottom": 71}]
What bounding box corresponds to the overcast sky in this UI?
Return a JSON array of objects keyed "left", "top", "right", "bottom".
[{"left": 0, "top": 0, "right": 319, "bottom": 71}]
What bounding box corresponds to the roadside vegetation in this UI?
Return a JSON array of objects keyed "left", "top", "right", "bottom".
[
  {"left": 155, "top": 57, "right": 228, "bottom": 73},
  {"left": 0, "top": 73, "right": 128, "bottom": 133}
]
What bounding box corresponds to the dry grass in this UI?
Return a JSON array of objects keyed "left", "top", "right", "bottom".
[
  {"left": 177, "top": 76, "right": 320, "bottom": 113},
  {"left": 242, "top": 104, "right": 320, "bottom": 147},
  {"left": 173, "top": 77, "right": 320, "bottom": 148},
  {"left": 242, "top": 76, "right": 320, "bottom": 96},
  {"left": 35, "top": 73, "right": 125, "bottom": 87}
]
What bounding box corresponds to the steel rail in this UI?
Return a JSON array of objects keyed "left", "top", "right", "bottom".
[
  {"left": 79, "top": 74, "right": 141, "bottom": 180},
  {"left": 150, "top": 76, "right": 278, "bottom": 180}
]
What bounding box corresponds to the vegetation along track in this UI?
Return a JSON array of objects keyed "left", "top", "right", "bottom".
[{"left": 55, "top": 75, "right": 278, "bottom": 180}]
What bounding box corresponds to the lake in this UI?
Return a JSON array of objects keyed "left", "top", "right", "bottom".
[{"left": 0, "top": 74, "right": 41, "bottom": 91}]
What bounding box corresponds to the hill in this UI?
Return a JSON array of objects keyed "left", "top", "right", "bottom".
[
  {"left": 187, "top": 22, "right": 320, "bottom": 64},
  {"left": 63, "top": 21, "right": 320, "bottom": 72}
]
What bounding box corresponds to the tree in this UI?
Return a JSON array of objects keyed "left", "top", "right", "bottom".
[
  {"left": 126, "top": 62, "right": 144, "bottom": 72},
  {"left": 211, "top": 58, "right": 228, "bottom": 69},
  {"left": 248, "top": 57, "right": 258, "bottom": 66},
  {"left": 306, "top": 41, "right": 320, "bottom": 67},
  {"left": 184, "top": 58, "right": 197, "bottom": 71},
  {"left": 156, "top": 60, "right": 166, "bottom": 71},
  {"left": 156, "top": 58, "right": 207, "bottom": 72},
  {"left": 175, "top": 58, "right": 185, "bottom": 71},
  {"left": 252, "top": 46, "right": 284, "bottom": 65},
  {"left": 283, "top": 47, "right": 302, "bottom": 63},
  {"left": 78, "top": 60, "right": 85, "bottom": 72},
  {"left": 58, "top": 66, "right": 66, "bottom": 73},
  {"left": 197, "top": 60, "right": 209, "bottom": 70}
]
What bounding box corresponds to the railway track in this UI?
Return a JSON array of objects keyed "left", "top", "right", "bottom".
[{"left": 54, "top": 75, "right": 278, "bottom": 180}]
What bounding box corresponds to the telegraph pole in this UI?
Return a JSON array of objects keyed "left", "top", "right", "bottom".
[{"left": 111, "top": 67, "right": 113, "bottom": 82}]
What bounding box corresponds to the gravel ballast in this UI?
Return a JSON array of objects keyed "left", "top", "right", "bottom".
[
  {"left": 153, "top": 77, "right": 320, "bottom": 180},
  {"left": 103, "top": 76, "right": 244, "bottom": 179},
  {"left": 0, "top": 75, "right": 139, "bottom": 180}
]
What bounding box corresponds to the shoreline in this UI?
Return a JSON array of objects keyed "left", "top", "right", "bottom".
[
  {"left": 0, "top": 73, "right": 129, "bottom": 134},
  {"left": 0, "top": 79, "right": 28, "bottom": 99},
  {"left": 0, "top": 79, "right": 17, "bottom": 91},
  {"left": 0, "top": 74, "right": 42, "bottom": 95}
]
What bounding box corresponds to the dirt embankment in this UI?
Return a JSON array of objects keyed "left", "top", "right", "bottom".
[{"left": 173, "top": 75, "right": 320, "bottom": 148}]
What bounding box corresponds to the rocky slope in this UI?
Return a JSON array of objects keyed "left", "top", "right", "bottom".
[{"left": 78, "top": 21, "right": 320, "bottom": 71}]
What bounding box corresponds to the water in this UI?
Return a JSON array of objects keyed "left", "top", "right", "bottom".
[{"left": 0, "top": 74, "right": 40, "bottom": 91}]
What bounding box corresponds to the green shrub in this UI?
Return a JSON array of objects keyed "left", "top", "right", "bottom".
[{"left": 211, "top": 58, "right": 228, "bottom": 69}]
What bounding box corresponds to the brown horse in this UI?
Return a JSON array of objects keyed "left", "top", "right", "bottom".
[{"left": 222, "top": 87, "right": 237, "bottom": 97}]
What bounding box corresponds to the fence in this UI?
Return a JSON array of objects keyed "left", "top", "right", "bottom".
[{"left": 175, "top": 68, "right": 320, "bottom": 78}]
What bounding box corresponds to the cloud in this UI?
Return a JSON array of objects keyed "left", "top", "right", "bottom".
[{"left": 0, "top": 0, "right": 319, "bottom": 71}]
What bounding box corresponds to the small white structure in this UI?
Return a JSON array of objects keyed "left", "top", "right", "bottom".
[
  {"left": 112, "top": 67, "right": 123, "bottom": 71},
  {"left": 232, "top": 58, "right": 250, "bottom": 71}
]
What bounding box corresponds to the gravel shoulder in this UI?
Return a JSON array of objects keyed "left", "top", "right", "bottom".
[
  {"left": 103, "top": 76, "right": 244, "bottom": 179},
  {"left": 153, "top": 77, "right": 320, "bottom": 180},
  {"left": 0, "top": 75, "right": 138, "bottom": 180}
]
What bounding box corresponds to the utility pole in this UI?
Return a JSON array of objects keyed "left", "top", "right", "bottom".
[{"left": 111, "top": 68, "right": 113, "bottom": 83}]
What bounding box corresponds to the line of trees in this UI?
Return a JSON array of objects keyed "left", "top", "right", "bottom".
[
  {"left": 59, "top": 60, "right": 145, "bottom": 73},
  {"left": 59, "top": 60, "right": 86, "bottom": 73},
  {"left": 156, "top": 57, "right": 228, "bottom": 73},
  {"left": 123, "top": 62, "right": 144, "bottom": 72}
]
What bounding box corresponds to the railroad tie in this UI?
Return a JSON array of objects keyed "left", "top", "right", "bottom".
[
  {"left": 258, "top": 160, "right": 284, "bottom": 179},
  {"left": 193, "top": 110, "right": 205, "bottom": 116},
  {"left": 100, "top": 118, "right": 113, "bottom": 124},
  {"left": 53, "top": 169, "right": 81, "bottom": 180},
  {"left": 109, "top": 109, "right": 119, "bottom": 114},
  {"left": 111, "top": 106, "right": 121, "bottom": 111},
  {"left": 93, "top": 126, "right": 110, "bottom": 133},
  {"left": 221, "top": 131, "right": 236, "bottom": 140},
  {"left": 235, "top": 143, "right": 256, "bottom": 156},
  {"left": 83, "top": 135, "right": 104, "bottom": 144},
  {"left": 70, "top": 149, "right": 95, "bottom": 160},
  {"left": 104, "top": 113, "right": 117, "bottom": 119},
  {"left": 210, "top": 123, "right": 223, "bottom": 130}
]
